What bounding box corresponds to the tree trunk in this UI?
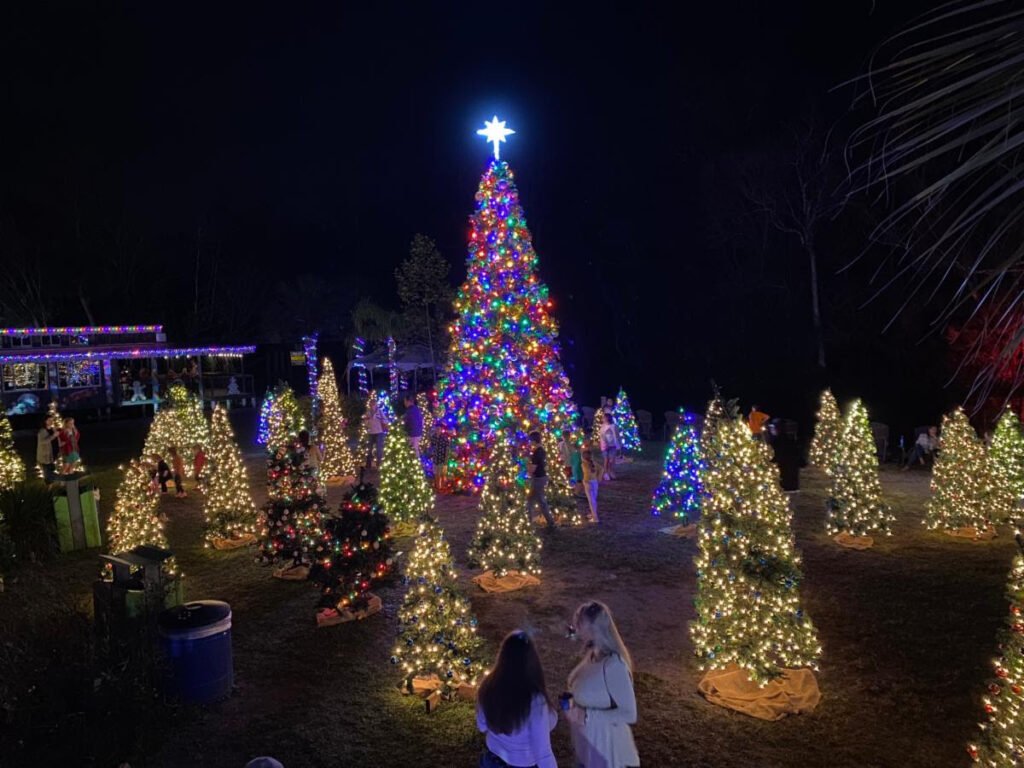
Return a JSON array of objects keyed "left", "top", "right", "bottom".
[
  {"left": 807, "top": 239, "right": 826, "bottom": 368},
  {"left": 425, "top": 304, "right": 436, "bottom": 375}
]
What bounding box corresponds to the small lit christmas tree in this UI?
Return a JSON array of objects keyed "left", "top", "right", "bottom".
[
  {"left": 924, "top": 407, "right": 995, "bottom": 535},
  {"left": 691, "top": 411, "right": 820, "bottom": 684},
  {"left": 541, "top": 427, "right": 585, "bottom": 526},
  {"left": 310, "top": 482, "right": 392, "bottom": 622},
  {"left": 809, "top": 388, "right": 842, "bottom": 474},
  {"left": 826, "top": 399, "right": 893, "bottom": 539},
  {"left": 107, "top": 459, "right": 176, "bottom": 573},
  {"left": 143, "top": 384, "right": 209, "bottom": 464},
  {"left": 379, "top": 421, "right": 435, "bottom": 533},
  {"left": 417, "top": 392, "right": 435, "bottom": 442},
  {"left": 969, "top": 541, "right": 1024, "bottom": 766},
  {"left": 650, "top": 409, "right": 702, "bottom": 522},
  {"left": 467, "top": 436, "right": 541, "bottom": 578},
  {"left": 0, "top": 414, "right": 25, "bottom": 491},
  {"left": 392, "top": 515, "right": 484, "bottom": 695},
  {"left": 257, "top": 384, "right": 305, "bottom": 447},
  {"left": 990, "top": 410, "right": 1024, "bottom": 524},
  {"left": 256, "top": 446, "right": 327, "bottom": 576},
  {"left": 591, "top": 405, "right": 607, "bottom": 446},
  {"left": 613, "top": 388, "right": 641, "bottom": 452},
  {"left": 317, "top": 357, "right": 356, "bottom": 480},
  {"left": 204, "top": 404, "right": 258, "bottom": 548}
]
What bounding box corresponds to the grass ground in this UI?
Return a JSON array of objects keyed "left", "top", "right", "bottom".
[{"left": 0, "top": 417, "right": 1016, "bottom": 767}]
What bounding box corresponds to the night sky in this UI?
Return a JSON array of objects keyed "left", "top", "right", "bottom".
[{"left": 2, "top": 1, "right": 949, "bottom": 431}]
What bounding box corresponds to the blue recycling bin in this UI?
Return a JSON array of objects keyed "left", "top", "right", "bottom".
[{"left": 158, "top": 600, "right": 233, "bottom": 703}]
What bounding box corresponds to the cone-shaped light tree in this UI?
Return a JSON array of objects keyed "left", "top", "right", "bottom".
[
  {"left": 417, "top": 392, "right": 435, "bottom": 442},
  {"left": 466, "top": 436, "right": 541, "bottom": 577},
  {"left": 809, "top": 389, "right": 842, "bottom": 474},
  {"left": 0, "top": 414, "right": 25, "bottom": 491},
  {"left": 256, "top": 445, "right": 327, "bottom": 570},
  {"left": 436, "top": 138, "right": 577, "bottom": 492},
  {"left": 591, "top": 405, "right": 607, "bottom": 446},
  {"left": 143, "top": 384, "right": 210, "bottom": 464},
  {"left": 691, "top": 411, "right": 820, "bottom": 684},
  {"left": 379, "top": 421, "right": 435, "bottom": 529},
  {"left": 826, "top": 399, "right": 893, "bottom": 537},
  {"left": 650, "top": 409, "right": 703, "bottom": 522},
  {"left": 392, "top": 516, "right": 484, "bottom": 694},
  {"left": 541, "top": 427, "right": 585, "bottom": 526},
  {"left": 317, "top": 358, "right": 356, "bottom": 480},
  {"left": 969, "top": 546, "right": 1024, "bottom": 766},
  {"left": 989, "top": 410, "right": 1024, "bottom": 524},
  {"left": 257, "top": 384, "right": 305, "bottom": 447},
  {"left": 924, "top": 408, "right": 995, "bottom": 534},
  {"left": 107, "top": 459, "right": 176, "bottom": 573},
  {"left": 613, "top": 388, "right": 641, "bottom": 452},
  {"left": 203, "top": 405, "right": 259, "bottom": 547}
]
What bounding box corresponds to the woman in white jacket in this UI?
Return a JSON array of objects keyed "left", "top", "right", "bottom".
[{"left": 565, "top": 601, "right": 639, "bottom": 768}]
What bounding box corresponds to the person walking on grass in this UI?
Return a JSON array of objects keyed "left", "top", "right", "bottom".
[
  {"left": 476, "top": 631, "right": 558, "bottom": 768},
  {"left": 527, "top": 431, "right": 555, "bottom": 529},
  {"left": 580, "top": 437, "right": 600, "bottom": 524},
  {"left": 600, "top": 412, "right": 618, "bottom": 481},
  {"left": 565, "top": 601, "right": 639, "bottom": 768},
  {"left": 168, "top": 446, "right": 187, "bottom": 498}
]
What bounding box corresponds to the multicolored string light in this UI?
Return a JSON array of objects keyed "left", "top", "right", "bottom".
[
  {"left": 650, "top": 409, "right": 702, "bottom": 521},
  {"left": 613, "top": 388, "right": 641, "bottom": 453}
]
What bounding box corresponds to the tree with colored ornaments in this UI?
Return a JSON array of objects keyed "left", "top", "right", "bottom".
[
  {"left": 392, "top": 515, "right": 484, "bottom": 696},
  {"left": 203, "top": 404, "right": 258, "bottom": 548},
  {"left": 826, "top": 399, "right": 893, "bottom": 538},
  {"left": 650, "top": 409, "right": 702, "bottom": 522},
  {"left": 436, "top": 149, "right": 577, "bottom": 492},
  {"left": 317, "top": 357, "right": 356, "bottom": 480},
  {"left": 256, "top": 446, "right": 327, "bottom": 573},
  {"left": 540, "top": 427, "right": 585, "bottom": 526},
  {"left": 691, "top": 414, "right": 820, "bottom": 684},
  {"left": 379, "top": 421, "right": 435, "bottom": 532},
  {"left": 969, "top": 544, "right": 1024, "bottom": 766},
  {"left": 466, "top": 436, "right": 541, "bottom": 577},
  {"left": 924, "top": 408, "right": 995, "bottom": 534},
  {"left": 107, "top": 459, "right": 176, "bottom": 574},
  {"left": 257, "top": 384, "right": 305, "bottom": 447},
  {"left": 143, "top": 384, "right": 209, "bottom": 464},
  {"left": 989, "top": 409, "right": 1024, "bottom": 524},
  {"left": 309, "top": 482, "right": 392, "bottom": 616},
  {"left": 613, "top": 388, "right": 641, "bottom": 452},
  {"left": 0, "top": 414, "right": 25, "bottom": 491},
  {"left": 809, "top": 388, "right": 842, "bottom": 474}
]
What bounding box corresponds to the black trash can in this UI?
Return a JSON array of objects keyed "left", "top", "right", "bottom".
[{"left": 158, "top": 600, "right": 233, "bottom": 703}]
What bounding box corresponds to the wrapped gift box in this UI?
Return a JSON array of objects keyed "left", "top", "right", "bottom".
[{"left": 54, "top": 479, "right": 102, "bottom": 552}]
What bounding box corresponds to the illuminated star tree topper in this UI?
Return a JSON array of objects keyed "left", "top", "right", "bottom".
[{"left": 477, "top": 115, "right": 515, "bottom": 160}]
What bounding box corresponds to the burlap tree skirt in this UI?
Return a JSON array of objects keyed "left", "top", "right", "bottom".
[
  {"left": 316, "top": 593, "right": 383, "bottom": 627},
  {"left": 833, "top": 532, "right": 873, "bottom": 550},
  {"left": 945, "top": 526, "right": 997, "bottom": 540},
  {"left": 211, "top": 533, "right": 257, "bottom": 550},
  {"left": 659, "top": 523, "right": 697, "bottom": 538},
  {"left": 390, "top": 520, "right": 420, "bottom": 538},
  {"left": 698, "top": 665, "right": 820, "bottom": 721},
  {"left": 472, "top": 570, "right": 541, "bottom": 592},
  {"left": 272, "top": 563, "right": 310, "bottom": 581}
]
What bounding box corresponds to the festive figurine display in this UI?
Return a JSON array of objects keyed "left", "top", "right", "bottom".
[
  {"left": 809, "top": 388, "right": 842, "bottom": 474},
  {"left": 650, "top": 409, "right": 702, "bottom": 523},
  {"left": 436, "top": 135, "right": 577, "bottom": 492},
  {"left": 924, "top": 407, "right": 996, "bottom": 538},
  {"left": 204, "top": 404, "right": 259, "bottom": 549},
  {"left": 317, "top": 358, "right": 356, "bottom": 481},
  {"left": 392, "top": 515, "right": 483, "bottom": 698}
]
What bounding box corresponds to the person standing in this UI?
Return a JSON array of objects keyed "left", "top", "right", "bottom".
[
  {"left": 364, "top": 399, "right": 386, "bottom": 469},
  {"left": 36, "top": 415, "right": 59, "bottom": 483},
  {"left": 193, "top": 443, "right": 207, "bottom": 483},
  {"left": 476, "top": 631, "right": 558, "bottom": 768},
  {"left": 168, "top": 446, "right": 187, "bottom": 497},
  {"left": 748, "top": 404, "right": 770, "bottom": 439},
  {"left": 403, "top": 393, "right": 424, "bottom": 456},
  {"left": 152, "top": 452, "right": 173, "bottom": 494},
  {"left": 527, "top": 431, "right": 555, "bottom": 529},
  {"left": 58, "top": 417, "right": 81, "bottom": 474},
  {"left": 580, "top": 438, "right": 600, "bottom": 524},
  {"left": 600, "top": 413, "right": 618, "bottom": 481},
  {"left": 565, "top": 601, "right": 639, "bottom": 768}
]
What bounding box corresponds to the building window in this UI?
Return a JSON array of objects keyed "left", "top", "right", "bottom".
[
  {"left": 2, "top": 363, "right": 47, "bottom": 391},
  {"left": 57, "top": 360, "right": 101, "bottom": 388}
]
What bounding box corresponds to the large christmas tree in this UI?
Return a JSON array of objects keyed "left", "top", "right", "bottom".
[
  {"left": 466, "top": 436, "right": 541, "bottom": 577},
  {"left": 392, "top": 515, "right": 484, "bottom": 695},
  {"left": 107, "top": 459, "right": 175, "bottom": 572},
  {"left": 613, "top": 388, "right": 641, "bottom": 453},
  {"left": 379, "top": 421, "right": 435, "bottom": 532},
  {"left": 650, "top": 409, "right": 702, "bottom": 522},
  {"left": 826, "top": 399, "right": 893, "bottom": 539},
  {"left": 0, "top": 414, "right": 25, "bottom": 491},
  {"left": 436, "top": 136, "right": 577, "bottom": 492},
  {"left": 809, "top": 388, "right": 842, "bottom": 474},
  {"left": 924, "top": 408, "right": 995, "bottom": 535},
  {"left": 257, "top": 384, "right": 305, "bottom": 448},
  {"left": 142, "top": 384, "right": 210, "bottom": 464},
  {"left": 692, "top": 410, "right": 820, "bottom": 684},
  {"left": 256, "top": 445, "right": 327, "bottom": 576},
  {"left": 989, "top": 409, "right": 1024, "bottom": 524},
  {"left": 970, "top": 544, "right": 1024, "bottom": 766},
  {"left": 317, "top": 357, "right": 356, "bottom": 480},
  {"left": 203, "top": 404, "right": 259, "bottom": 548}
]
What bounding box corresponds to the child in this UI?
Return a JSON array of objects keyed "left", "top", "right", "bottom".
[
  {"left": 193, "top": 443, "right": 207, "bottom": 483},
  {"left": 569, "top": 434, "right": 584, "bottom": 487},
  {"left": 152, "top": 452, "right": 173, "bottom": 494},
  {"left": 600, "top": 412, "right": 618, "bottom": 481},
  {"left": 580, "top": 438, "right": 600, "bottom": 523},
  {"left": 58, "top": 417, "right": 81, "bottom": 474},
  {"left": 168, "top": 445, "right": 187, "bottom": 498}
]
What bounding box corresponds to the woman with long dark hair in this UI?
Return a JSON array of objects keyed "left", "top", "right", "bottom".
[{"left": 476, "top": 631, "right": 558, "bottom": 768}]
